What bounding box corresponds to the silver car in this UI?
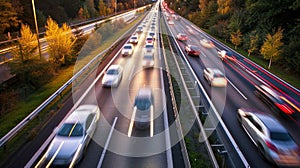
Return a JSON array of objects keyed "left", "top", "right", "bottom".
[
  {"left": 134, "top": 88, "right": 153, "bottom": 129},
  {"left": 237, "top": 109, "right": 300, "bottom": 166},
  {"left": 45, "top": 105, "right": 100, "bottom": 166},
  {"left": 203, "top": 68, "right": 227, "bottom": 87},
  {"left": 102, "top": 65, "right": 123, "bottom": 87}
]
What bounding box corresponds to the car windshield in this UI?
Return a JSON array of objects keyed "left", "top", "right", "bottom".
[
  {"left": 191, "top": 46, "right": 199, "bottom": 50},
  {"left": 124, "top": 45, "right": 132, "bottom": 49},
  {"left": 135, "top": 97, "right": 151, "bottom": 111},
  {"left": 57, "top": 123, "right": 83, "bottom": 137},
  {"left": 107, "top": 69, "right": 119, "bottom": 75},
  {"left": 270, "top": 131, "right": 292, "bottom": 141},
  {"left": 144, "top": 55, "right": 153, "bottom": 60},
  {"left": 149, "top": 32, "right": 155, "bottom": 36},
  {"left": 131, "top": 37, "right": 137, "bottom": 39}
]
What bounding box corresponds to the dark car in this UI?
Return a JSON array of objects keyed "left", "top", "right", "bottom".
[
  {"left": 185, "top": 44, "right": 201, "bottom": 56},
  {"left": 255, "top": 85, "right": 294, "bottom": 115}
]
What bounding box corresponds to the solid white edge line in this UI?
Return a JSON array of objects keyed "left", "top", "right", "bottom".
[
  {"left": 97, "top": 117, "right": 118, "bottom": 168},
  {"left": 127, "top": 106, "right": 137, "bottom": 137},
  {"left": 227, "top": 78, "right": 248, "bottom": 100},
  {"left": 150, "top": 105, "right": 154, "bottom": 137}
]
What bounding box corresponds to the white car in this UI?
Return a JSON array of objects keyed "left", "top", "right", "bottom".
[
  {"left": 144, "top": 43, "right": 154, "bottom": 53},
  {"left": 200, "top": 38, "right": 214, "bottom": 48},
  {"left": 134, "top": 88, "right": 153, "bottom": 129},
  {"left": 45, "top": 105, "right": 100, "bottom": 166},
  {"left": 142, "top": 52, "right": 154, "bottom": 68},
  {"left": 102, "top": 65, "right": 123, "bottom": 87},
  {"left": 122, "top": 43, "right": 134, "bottom": 56},
  {"left": 203, "top": 68, "right": 227, "bottom": 87},
  {"left": 237, "top": 109, "right": 300, "bottom": 166},
  {"left": 129, "top": 35, "right": 139, "bottom": 44},
  {"left": 168, "top": 20, "right": 174, "bottom": 25}
]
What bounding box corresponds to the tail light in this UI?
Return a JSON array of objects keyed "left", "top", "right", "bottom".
[
  {"left": 265, "top": 141, "right": 278, "bottom": 153},
  {"left": 275, "top": 103, "right": 294, "bottom": 115}
]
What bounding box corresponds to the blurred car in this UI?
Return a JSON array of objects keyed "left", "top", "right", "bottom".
[
  {"left": 129, "top": 35, "right": 139, "bottom": 44},
  {"left": 145, "top": 36, "right": 154, "bottom": 44},
  {"left": 255, "top": 85, "right": 294, "bottom": 115},
  {"left": 186, "top": 26, "right": 194, "bottom": 34},
  {"left": 143, "top": 52, "right": 154, "bottom": 68},
  {"left": 176, "top": 33, "right": 188, "bottom": 42},
  {"left": 144, "top": 43, "right": 154, "bottom": 53},
  {"left": 203, "top": 68, "right": 227, "bottom": 87},
  {"left": 168, "top": 20, "right": 174, "bottom": 25},
  {"left": 45, "top": 105, "right": 100, "bottom": 166},
  {"left": 200, "top": 38, "right": 214, "bottom": 48},
  {"left": 136, "top": 26, "right": 143, "bottom": 34},
  {"left": 134, "top": 88, "right": 153, "bottom": 129},
  {"left": 217, "top": 50, "right": 235, "bottom": 61},
  {"left": 122, "top": 43, "right": 134, "bottom": 56},
  {"left": 237, "top": 109, "right": 300, "bottom": 166},
  {"left": 185, "top": 44, "right": 201, "bottom": 56},
  {"left": 148, "top": 31, "right": 156, "bottom": 40},
  {"left": 102, "top": 65, "right": 123, "bottom": 87}
]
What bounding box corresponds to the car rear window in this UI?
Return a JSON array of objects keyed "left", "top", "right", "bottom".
[
  {"left": 124, "top": 45, "right": 132, "bottom": 49},
  {"left": 58, "top": 123, "right": 83, "bottom": 137},
  {"left": 107, "top": 69, "right": 119, "bottom": 75},
  {"left": 135, "top": 97, "right": 151, "bottom": 111},
  {"left": 270, "top": 131, "right": 292, "bottom": 141}
]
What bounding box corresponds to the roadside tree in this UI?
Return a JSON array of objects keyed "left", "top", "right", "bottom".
[{"left": 260, "top": 28, "right": 284, "bottom": 69}]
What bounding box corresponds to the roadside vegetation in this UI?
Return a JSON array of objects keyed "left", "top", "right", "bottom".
[{"left": 165, "top": 0, "right": 300, "bottom": 88}]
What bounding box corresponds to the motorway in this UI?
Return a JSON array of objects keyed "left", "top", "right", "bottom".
[
  {"left": 165, "top": 8, "right": 300, "bottom": 168},
  {"left": 24, "top": 3, "right": 185, "bottom": 168},
  {"left": 2, "top": 1, "right": 300, "bottom": 168}
]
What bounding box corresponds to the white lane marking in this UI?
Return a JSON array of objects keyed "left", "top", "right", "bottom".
[
  {"left": 127, "top": 107, "right": 137, "bottom": 137},
  {"left": 201, "top": 52, "right": 207, "bottom": 58},
  {"left": 128, "top": 64, "right": 136, "bottom": 81},
  {"left": 227, "top": 78, "right": 247, "bottom": 100},
  {"left": 46, "top": 141, "right": 64, "bottom": 168},
  {"left": 150, "top": 105, "right": 154, "bottom": 137},
  {"left": 97, "top": 117, "right": 118, "bottom": 168}
]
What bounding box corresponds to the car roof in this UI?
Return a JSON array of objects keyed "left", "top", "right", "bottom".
[
  {"left": 136, "top": 88, "right": 152, "bottom": 98},
  {"left": 254, "top": 113, "right": 287, "bottom": 133},
  {"left": 207, "top": 68, "right": 223, "bottom": 74},
  {"left": 65, "top": 105, "right": 98, "bottom": 123}
]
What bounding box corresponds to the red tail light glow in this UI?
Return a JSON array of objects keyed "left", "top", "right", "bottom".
[
  {"left": 275, "top": 103, "right": 294, "bottom": 115},
  {"left": 266, "top": 141, "right": 278, "bottom": 153}
]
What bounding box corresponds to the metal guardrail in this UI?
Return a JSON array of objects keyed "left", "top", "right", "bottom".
[
  {"left": 0, "top": 11, "right": 145, "bottom": 148},
  {"left": 162, "top": 12, "right": 219, "bottom": 168},
  {"left": 163, "top": 13, "right": 250, "bottom": 167},
  {"left": 160, "top": 19, "right": 191, "bottom": 168}
]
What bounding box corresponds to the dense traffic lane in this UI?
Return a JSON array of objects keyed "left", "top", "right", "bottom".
[
  {"left": 165, "top": 14, "right": 300, "bottom": 167},
  {"left": 76, "top": 8, "right": 172, "bottom": 168}
]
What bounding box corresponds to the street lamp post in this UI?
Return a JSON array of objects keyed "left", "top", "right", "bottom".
[
  {"left": 115, "top": 0, "right": 117, "bottom": 15},
  {"left": 31, "top": 0, "right": 42, "bottom": 59}
]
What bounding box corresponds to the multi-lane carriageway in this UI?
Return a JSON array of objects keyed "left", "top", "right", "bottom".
[{"left": 2, "top": 0, "right": 300, "bottom": 168}]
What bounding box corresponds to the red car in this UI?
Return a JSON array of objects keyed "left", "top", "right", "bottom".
[
  {"left": 176, "top": 33, "right": 188, "bottom": 42},
  {"left": 185, "top": 44, "right": 200, "bottom": 56}
]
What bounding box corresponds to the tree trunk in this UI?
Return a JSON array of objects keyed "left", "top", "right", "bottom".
[{"left": 268, "top": 56, "right": 272, "bottom": 69}]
